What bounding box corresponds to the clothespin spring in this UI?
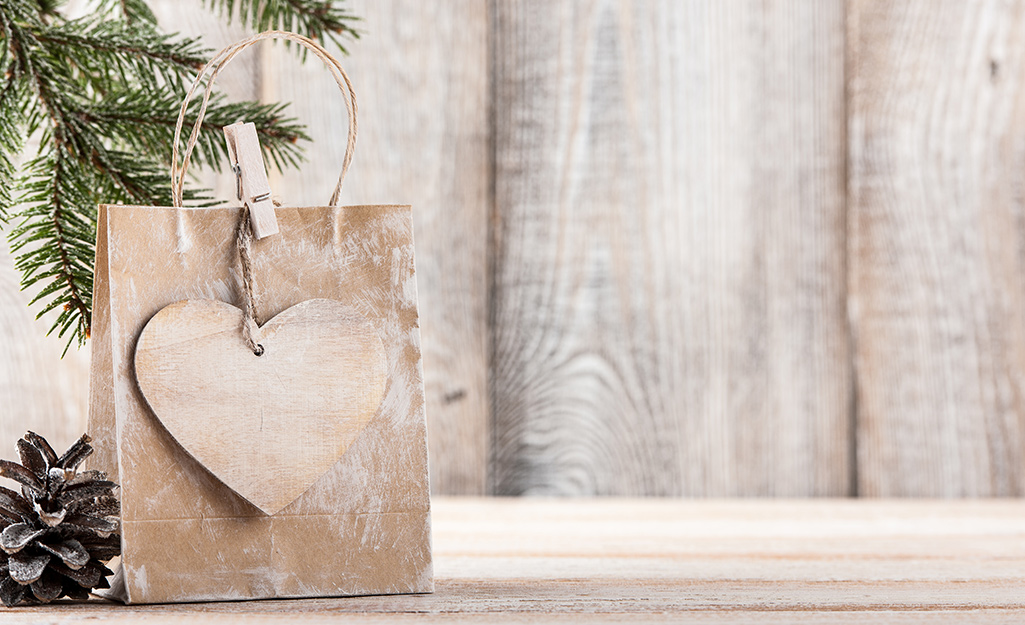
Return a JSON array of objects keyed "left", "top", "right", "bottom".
[{"left": 232, "top": 163, "right": 243, "bottom": 201}]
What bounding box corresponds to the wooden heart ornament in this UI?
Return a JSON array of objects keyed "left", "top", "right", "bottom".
[{"left": 134, "top": 299, "right": 388, "bottom": 515}]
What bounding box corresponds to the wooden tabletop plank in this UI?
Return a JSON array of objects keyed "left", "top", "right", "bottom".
[{"left": 1, "top": 498, "right": 1023, "bottom": 622}]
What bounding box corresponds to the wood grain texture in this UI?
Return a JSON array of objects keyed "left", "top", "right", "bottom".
[
  {"left": 0, "top": 244, "right": 90, "bottom": 457},
  {"left": 134, "top": 299, "right": 388, "bottom": 515},
  {"left": 261, "top": 0, "right": 490, "bottom": 495},
  {"left": 24, "top": 0, "right": 1025, "bottom": 499},
  {"left": 490, "top": 1, "right": 850, "bottom": 495},
  {"left": 3, "top": 498, "right": 1025, "bottom": 622},
  {"left": 849, "top": 1, "right": 1025, "bottom": 496}
]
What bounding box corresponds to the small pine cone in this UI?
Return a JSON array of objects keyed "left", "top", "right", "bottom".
[{"left": 0, "top": 432, "right": 120, "bottom": 606}]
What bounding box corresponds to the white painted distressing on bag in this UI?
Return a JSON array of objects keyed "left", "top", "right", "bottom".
[{"left": 92, "top": 203, "right": 433, "bottom": 603}]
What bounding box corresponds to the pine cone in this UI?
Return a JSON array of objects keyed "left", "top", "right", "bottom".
[{"left": 0, "top": 432, "right": 120, "bottom": 606}]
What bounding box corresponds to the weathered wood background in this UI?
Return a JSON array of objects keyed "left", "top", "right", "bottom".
[{"left": 2, "top": 0, "right": 1023, "bottom": 497}]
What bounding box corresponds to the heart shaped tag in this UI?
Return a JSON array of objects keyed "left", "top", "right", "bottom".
[{"left": 134, "top": 298, "right": 388, "bottom": 515}]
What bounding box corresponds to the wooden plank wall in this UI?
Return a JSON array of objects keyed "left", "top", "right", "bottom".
[
  {"left": 3, "top": 0, "right": 1025, "bottom": 497},
  {"left": 0, "top": 252, "right": 89, "bottom": 456},
  {"left": 489, "top": 0, "right": 849, "bottom": 495},
  {"left": 849, "top": 1, "right": 1025, "bottom": 496}
]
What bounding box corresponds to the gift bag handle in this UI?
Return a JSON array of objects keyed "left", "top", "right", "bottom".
[{"left": 171, "top": 30, "right": 357, "bottom": 208}]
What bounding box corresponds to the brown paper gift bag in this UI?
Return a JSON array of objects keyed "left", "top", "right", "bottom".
[{"left": 87, "top": 31, "right": 432, "bottom": 604}]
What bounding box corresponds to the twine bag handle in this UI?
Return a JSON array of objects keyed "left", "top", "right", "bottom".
[
  {"left": 170, "top": 31, "right": 357, "bottom": 355},
  {"left": 171, "top": 30, "right": 357, "bottom": 208}
]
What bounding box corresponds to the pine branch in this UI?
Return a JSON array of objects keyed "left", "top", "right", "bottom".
[
  {"left": 36, "top": 18, "right": 207, "bottom": 90},
  {"left": 95, "top": 0, "right": 158, "bottom": 24},
  {"left": 203, "top": 0, "right": 359, "bottom": 52},
  {"left": 0, "top": 0, "right": 356, "bottom": 351},
  {"left": 11, "top": 149, "right": 97, "bottom": 352},
  {"left": 75, "top": 90, "right": 307, "bottom": 173}
]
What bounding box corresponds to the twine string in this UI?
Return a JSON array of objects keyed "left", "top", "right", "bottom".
[{"left": 235, "top": 204, "right": 263, "bottom": 356}]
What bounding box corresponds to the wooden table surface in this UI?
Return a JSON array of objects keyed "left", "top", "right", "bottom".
[{"left": 1, "top": 497, "right": 1023, "bottom": 623}]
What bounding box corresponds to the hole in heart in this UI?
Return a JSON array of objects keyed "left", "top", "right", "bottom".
[{"left": 253, "top": 344, "right": 265, "bottom": 357}]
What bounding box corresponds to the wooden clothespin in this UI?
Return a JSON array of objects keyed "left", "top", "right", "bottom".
[{"left": 223, "top": 122, "right": 279, "bottom": 239}]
